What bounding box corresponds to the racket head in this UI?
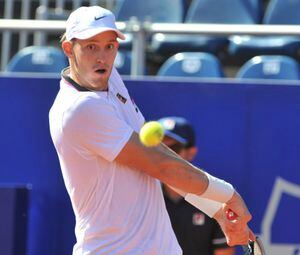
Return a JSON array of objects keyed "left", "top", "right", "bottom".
[
  {"left": 243, "top": 237, "right": 266, "bottom": 255},
  {"left": 253, "top": 237, "right": 266, "bottom": 255}
]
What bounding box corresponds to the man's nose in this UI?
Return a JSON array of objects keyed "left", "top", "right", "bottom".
[{"left": 96, "top": 52, "right": 106, "bottom": 63}]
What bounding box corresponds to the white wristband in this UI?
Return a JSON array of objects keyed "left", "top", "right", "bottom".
[
  {"left": 200, "top": 173, "right": 234, "bottom": 203},
  {"left": 184, "top": 193, "right": 222, "bottom": 218},
  {"left": 169, "top": 186, "right": 222, "bottom": 217}
]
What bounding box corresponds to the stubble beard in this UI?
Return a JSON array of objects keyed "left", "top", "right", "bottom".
[{"left": 72, "top": 53, "right": 109, "bottom": 91}]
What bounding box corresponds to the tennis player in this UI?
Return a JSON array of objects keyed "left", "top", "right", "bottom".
[{"left": 49, "top": 6, "right": 254, "bottom": 255}]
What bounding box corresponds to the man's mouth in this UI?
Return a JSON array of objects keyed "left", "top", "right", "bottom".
[{"left": 95, "top": 68, "right": 106, "bottom": 74}]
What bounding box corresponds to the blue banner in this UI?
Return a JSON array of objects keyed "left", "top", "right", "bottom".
[{"left": 0, "top": 76, "right": 300, "bottom": 254}]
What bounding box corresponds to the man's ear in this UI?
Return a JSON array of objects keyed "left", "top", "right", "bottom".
[
  {"left": 62, "top": 41, "right": 73, "bottom": 58},
  {"left": 187, "top": 146, "right": 198, "bottom": 162}
]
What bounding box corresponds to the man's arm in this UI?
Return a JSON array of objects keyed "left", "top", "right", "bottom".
[
  {"left": 116, "top": 132, "right": 209, "bottom": 196},
  {"left": 115, "top": 132, "right": 254, "bottom": 246}
]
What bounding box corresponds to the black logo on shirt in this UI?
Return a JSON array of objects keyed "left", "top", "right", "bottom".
[{"left": 116, "top": 93, "right": 127, "bottom": 104}]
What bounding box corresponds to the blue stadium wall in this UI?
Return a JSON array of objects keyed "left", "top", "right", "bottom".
[{"left": 0, "top": 76, "right": 300, "bottom": 255}]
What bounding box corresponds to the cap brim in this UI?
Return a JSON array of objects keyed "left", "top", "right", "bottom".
[
  {"left": 71, "top": 27, "right": 125, "bottom": 40},
  {"left": 164, "top": 130, "right": 187, "bottom": 145}
]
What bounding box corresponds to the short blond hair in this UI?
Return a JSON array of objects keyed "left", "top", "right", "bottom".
[{"left": 60, "top": 32, "right": 67, "bottom": 43}]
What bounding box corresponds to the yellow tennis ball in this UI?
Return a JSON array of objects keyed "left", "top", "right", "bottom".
[{"left": 139, "top": 121, "right": 165, "bottom": 147}]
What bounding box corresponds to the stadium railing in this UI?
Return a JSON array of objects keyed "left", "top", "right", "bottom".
[
  {"left": 0, "top": 0, "right": 114, "bottom": 72},
  {"left": 1, "top": 19, "right": 300, "bottom": 76}
]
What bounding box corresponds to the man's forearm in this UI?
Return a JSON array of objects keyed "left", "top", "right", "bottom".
[{"left": 156, "top": 143, "right": 209, "bottom": 195}]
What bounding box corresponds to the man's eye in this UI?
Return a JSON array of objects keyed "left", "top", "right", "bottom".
[
  {"left": 107, "top": 44, "right": 114, "bottom": 50},
  {"left": 88, "top": 44, "right": 96, "bottom": 50}
]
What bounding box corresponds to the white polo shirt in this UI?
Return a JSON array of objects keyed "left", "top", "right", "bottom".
[{"left": 49, "top": 67, "right": 182, "bottom": 255}]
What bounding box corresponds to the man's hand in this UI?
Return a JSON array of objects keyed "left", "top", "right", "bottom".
[{"left": 213, "top": 191, "right": 256, "bottom": 246}]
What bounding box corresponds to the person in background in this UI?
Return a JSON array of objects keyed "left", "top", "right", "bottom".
[{"left": 159, "top": 116, "right": 236, "bottom": 255}]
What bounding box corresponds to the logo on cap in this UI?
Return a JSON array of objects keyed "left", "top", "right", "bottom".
[
  {"left": 162, "top": 119, "right": 176, "bottom": 130},
  {"left": 94, "top": 15, "right": 106, "bottom": 21}
]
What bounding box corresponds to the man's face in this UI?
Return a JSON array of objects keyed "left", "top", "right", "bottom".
[
  {"left": 65, "top": 31, "right": 119, "bottom": 90},
  {"left": 163, "top": 135, "right": 197, "bottom": 162},
  {"left": 163, "top": 136, "right": 189, "bottom": 160}
]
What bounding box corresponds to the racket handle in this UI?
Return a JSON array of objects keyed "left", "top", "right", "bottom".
[
  {"left": 226, "top": 210, "right": 256, "bottom": 254},
  {"left": 226, "top": 209, "right": 238, "bottom": 220}
]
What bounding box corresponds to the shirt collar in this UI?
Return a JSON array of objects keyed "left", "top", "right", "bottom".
[{"left": 61, "top": 67, "right": 110, "bottom": 92}]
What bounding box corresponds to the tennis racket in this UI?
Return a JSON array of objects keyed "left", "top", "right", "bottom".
[
  {"left": 170, "top": 186, "right": 266, "bottom": 254},
  {"left": 226, "top": 210, "right": 266, "bottom": 255}
]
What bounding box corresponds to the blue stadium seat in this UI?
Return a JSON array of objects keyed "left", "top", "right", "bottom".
[
  {"left": 114, "top": 0, "right": 184, "bottom": 50},
  {"left": 157, "top": 52, "right": 224, "bottom": 78},
  {"left": 114, "top": 0, "right": 184, "bottom": 23},
  {"left": 263, "top": 0, "right": 300, "bottom": 24},
  {"left": 236, "top": 55, "right": 300, "bottom": 80},
  {"left": 114, "top": 50, "right": 132, "bottom": 75},
  {"left": 185, "top": 0, "right": 259, "bottom": 24},
  {"left": 151, "top": 0, "right": 259, "bottom": 57},
  {"left": 36, "top": 6, "right": 70, "bottom": 20},
  {"left": 6, "top": 46, "right": 68, "bottom": 73},
  {"left": 229, "top": 0, "right": 300, "bottom": 62},
  {"left": 247, "top": 0, "right": 263, "bottom": 23}
]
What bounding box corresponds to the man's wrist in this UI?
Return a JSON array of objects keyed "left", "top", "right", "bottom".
[
  {"left": 184, "top": 194, "right": 223, "bottom": 218},
  {"left": 200, "top": 173, "right": 234, "bottom": 203}
]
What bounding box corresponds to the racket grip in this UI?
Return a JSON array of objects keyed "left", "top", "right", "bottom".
[
  {"left": 226, "top": 210, "right": 255, "bottom": 254},
  {"left": 226, "top": 209, "right": 238, "bottom": 220}
]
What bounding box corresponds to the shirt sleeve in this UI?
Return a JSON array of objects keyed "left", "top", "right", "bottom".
[
  {"left": 212, "top": 220, "right": 230, "bottom": 250},
  {"left": 62, "top": 94, "right": 133, "bottom": 162}
]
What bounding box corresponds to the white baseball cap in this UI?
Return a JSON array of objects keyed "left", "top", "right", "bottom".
[{"left": 66, "top": 6, "right": 125, "bottom": 41}]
